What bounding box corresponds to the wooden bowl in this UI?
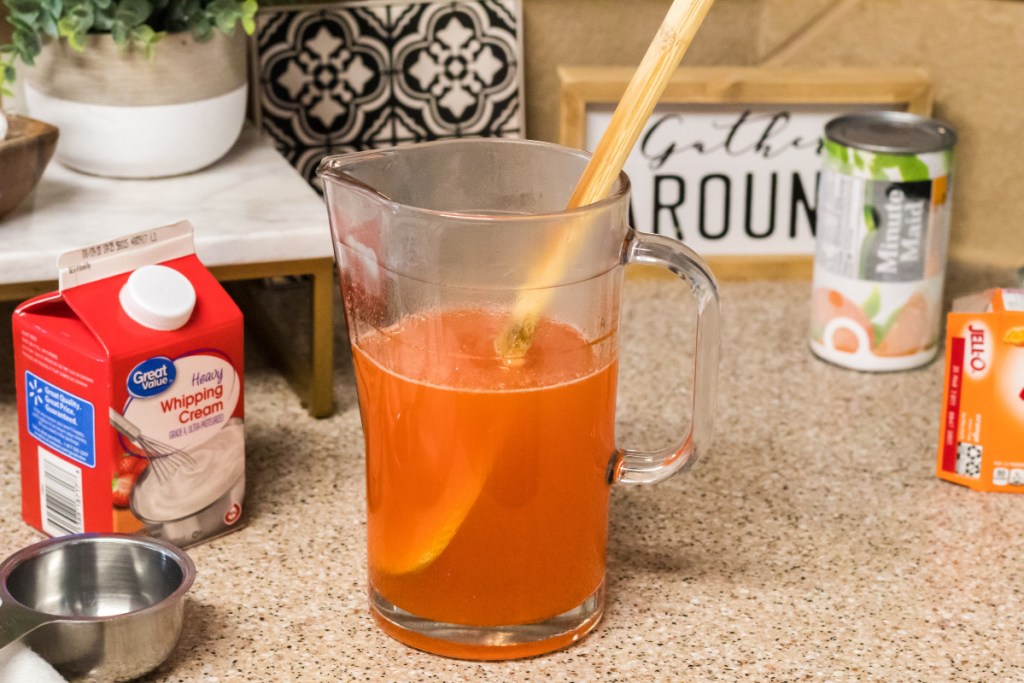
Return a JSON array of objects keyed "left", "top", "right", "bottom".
[{"left": 0, "top": 114, "right": 59, "bottom": 219}]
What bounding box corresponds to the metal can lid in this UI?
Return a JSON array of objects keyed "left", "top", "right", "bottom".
[{"left": 825, "top": 111, "right": 957, "bottom": 154}]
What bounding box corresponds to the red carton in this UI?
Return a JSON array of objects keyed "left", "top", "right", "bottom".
[
  {"left": 13, "top": 221, "right": 245, "bottom": 545},
  {"left": 937, "top": 288, "right": 1024, "bottom": 491}
]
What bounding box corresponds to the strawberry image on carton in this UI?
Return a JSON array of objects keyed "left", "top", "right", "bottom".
[
  {"left": 13, "top": 221, "right": 245, "bottom": 546},
  {"left": 937, "top": 288, "right": 1024, "bottom": 492}
]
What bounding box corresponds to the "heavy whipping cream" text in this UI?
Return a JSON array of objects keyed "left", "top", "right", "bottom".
[{"left": 159, "top": 383, "right": 225, "bottom": 423}]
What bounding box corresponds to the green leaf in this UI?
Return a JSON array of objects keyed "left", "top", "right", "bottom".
[
  {"left": 822, "top": 139, "right": 846, "bottom": 165},
  {"left": 190, "top": 17, "right": 213, "bottom": 41},
  {"left": 162, "top": 0, "right": 199, "bottom": 33},
  {"left": 872, "top": 302, "right": 904, "bottom": 347},
  {"left": 207, "top": 0, "right": 239, "bottom": 34},
  {"left": 57, "top": 0, "right": 94, "bottom": 38},
  {"left": 862, "top": 205, "right": 876, "bottom": 232},
  {"left": 241, "top": 0, "right": 257, "bottom": 34},
  {"left": 132, "top": 22, "right": 155, "bottom": 42},
  {"left": 8, "top": 15, "right": 37, "bottom": 33},
  {"left": 941, "top": 149, "right": 953, "bottom": 174},
  {"left": 66, "top": 31, "right": 84, "bottom": 50},
  {"left": 114, "top": 0, "right": 151, "bottom": 27},
  {"left": 7, "top": 8, "right": 40, "bottom": 28},
  {"left": 0, "top": 0, "right": 259, "bottom": 75},
  {"left": 14, "top": 26, "right": 41, "bottom": 59},
  {"left": 92, "top": 7, "right": 114, "bottom": 30},
  {"left": 143, "top": 30, "right": 164, "bottom": 59},
  {"left": 38, "top": 11, "right": 58, "bottom": 37},
  {"left": 862, "top": 287, "right": 881, "bottom": 321},
  {"left": 130, "top": 22, "right": 161, "bottom": 55},
  {"left": 215, "top": 15, "right": 236, "bottom": 35},
  {"left": 5, "top": 0, "right": 41, "bottom": 15},
  {"left": 111, "top": 20, "right": 127, "bottom": 44},
  {"left": 867, "top": 151, "right": 931, "bottom": 182}
]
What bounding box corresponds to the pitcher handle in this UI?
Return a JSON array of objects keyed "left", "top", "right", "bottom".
[{"left": 612, "top": 229, "right": 721, "bottom": 485}]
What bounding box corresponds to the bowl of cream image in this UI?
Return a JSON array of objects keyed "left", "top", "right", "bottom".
[{"left": 131, "top": 418, "right": 245, "bottom": 547}]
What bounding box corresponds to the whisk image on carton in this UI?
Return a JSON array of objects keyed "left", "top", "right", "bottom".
[
  {"left": 109, "top": 408, "right": 199, "bottom": 480},
  {"left": 12, "top": 221, "right": 245, "bottom": 546}
]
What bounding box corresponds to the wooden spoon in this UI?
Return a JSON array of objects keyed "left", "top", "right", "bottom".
[{"left": 495, "top": 0, "right": 717, "bottom": 359}]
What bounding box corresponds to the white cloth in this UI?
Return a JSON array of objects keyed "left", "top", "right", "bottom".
[{"left": 0, "top": 641, "right": 67, "bottom": 683}]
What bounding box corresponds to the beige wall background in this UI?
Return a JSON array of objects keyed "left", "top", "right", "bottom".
[
  {"left": 523, "top": 0, "right": 1024, "bottom": 275},
  {"left": 3, "top": 0, "right": 1021, "bottom": 273}
]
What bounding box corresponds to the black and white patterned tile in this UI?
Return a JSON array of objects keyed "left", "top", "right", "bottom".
[{"left": 254, "top": 0, "right": 525, "bottom": 189}]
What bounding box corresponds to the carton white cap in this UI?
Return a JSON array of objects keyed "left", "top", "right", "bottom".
[{"left": 119, "top": 265, "right": 196, "bottom": 331}]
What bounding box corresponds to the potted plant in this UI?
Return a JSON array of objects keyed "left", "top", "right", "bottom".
[{"left": 0, "top": 0, "right": 258, "bottom": 177}]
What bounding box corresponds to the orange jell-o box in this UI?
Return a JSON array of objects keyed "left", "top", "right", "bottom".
[{"left": 937, "top": 289, "right": 1024, "bottom": 491}]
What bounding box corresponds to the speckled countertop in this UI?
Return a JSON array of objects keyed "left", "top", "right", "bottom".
[{"left": 1, "top": 275, "right": 1021, "bottom": 682}]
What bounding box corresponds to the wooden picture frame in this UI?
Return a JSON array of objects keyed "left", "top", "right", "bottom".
[{"left": 559, "top": 67, "right": 933, "bottom": 280}]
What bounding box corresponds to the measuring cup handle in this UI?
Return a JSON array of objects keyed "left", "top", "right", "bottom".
[
  {"left": 0, "top": 599, "right": 49, "bottom": 651},
  {"left": 612, "top": 229, "right": 721, "bottom": 485}
]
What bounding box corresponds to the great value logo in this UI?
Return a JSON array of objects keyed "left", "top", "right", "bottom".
[{"left": 126, "top": 357, "right": 176, "bottom": 398}]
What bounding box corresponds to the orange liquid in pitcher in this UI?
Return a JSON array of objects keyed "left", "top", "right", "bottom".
[{"left": 352, "top": 308, "right": 616, "bottom": 637}]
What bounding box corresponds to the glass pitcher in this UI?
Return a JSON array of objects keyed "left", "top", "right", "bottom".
[{"left": 318, "top": 138, "right": 720, "bottom": 660}]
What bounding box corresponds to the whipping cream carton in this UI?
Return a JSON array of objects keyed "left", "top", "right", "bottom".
[{"left": 13, "top": 221, "right": 245, "bottom": 546}]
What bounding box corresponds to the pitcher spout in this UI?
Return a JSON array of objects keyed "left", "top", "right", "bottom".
[{"left": 316, "top": 151, "right": 393, "bottom": 203}]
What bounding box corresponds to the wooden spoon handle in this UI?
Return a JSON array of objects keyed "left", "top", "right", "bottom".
[
  {"left": 568, "top": 0, "right": 717, "bottom": 210},
  {"left": 495, "top": 0, "right": 717, "bottom": 359}
]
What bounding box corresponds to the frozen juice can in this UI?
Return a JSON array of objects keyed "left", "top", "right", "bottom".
[{"left": 809, "top": 111, "right": 958, "bottom": 371}]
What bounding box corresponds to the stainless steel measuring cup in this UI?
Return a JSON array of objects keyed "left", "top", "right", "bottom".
[{"left": 0, "top": 533, "right": 195, "bottom": 681}]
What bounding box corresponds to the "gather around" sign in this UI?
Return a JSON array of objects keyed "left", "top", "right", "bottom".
[{"left": 560, "top": 67, "right": 933, "bottom": 279}]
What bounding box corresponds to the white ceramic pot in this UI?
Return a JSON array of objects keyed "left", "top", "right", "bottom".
[{"left": 21, "top": 31, "right": 247, "bottom": 178}]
